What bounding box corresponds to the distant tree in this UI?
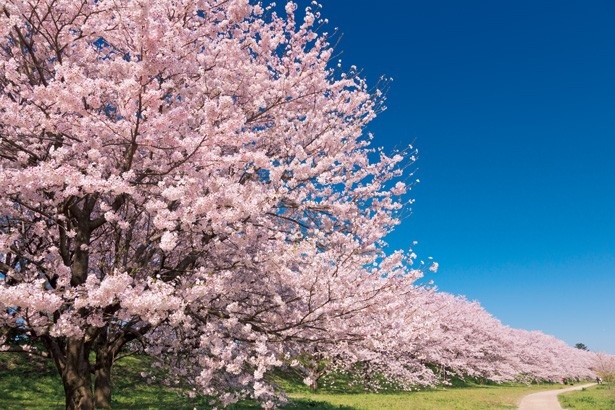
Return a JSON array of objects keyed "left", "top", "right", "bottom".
[
  {"left": 575, "top": 343, "right": 589, "bottom": 351},
  {"left": 593, "top": 352, "right": 615, "bottom": 386}
]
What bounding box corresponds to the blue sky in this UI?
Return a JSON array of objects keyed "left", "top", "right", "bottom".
[{"left": 316, "top": 1, "right": 615, "bottom": 353}]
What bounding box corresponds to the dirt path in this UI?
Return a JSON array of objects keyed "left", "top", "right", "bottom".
[{"left": 517, "top": 383, "right": 596, "bottom": 410}]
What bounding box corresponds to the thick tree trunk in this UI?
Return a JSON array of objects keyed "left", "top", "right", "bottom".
[
  {"left": 62, "top": 339, "right": 94, "bottom": 410},
  {"left": 44, "top": 317, "right": 147, "bottom": 410},
  {"left": 94, "top": 346, "right": 113, "bottom": 409},
  {"left": 64, "top": 379, "right": 94, "bottom": 410}
]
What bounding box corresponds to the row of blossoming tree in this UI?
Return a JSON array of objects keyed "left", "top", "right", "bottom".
[
  {"left": 290, "top": 287, "right": 597, "bottom": 393},
  {"left": 0, "top": 1, "right": 609, "bottom": 409}
]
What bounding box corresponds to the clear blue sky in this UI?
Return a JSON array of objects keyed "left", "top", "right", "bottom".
[{"left": 315, "top": 1, "right": 615, "bottom": 353}]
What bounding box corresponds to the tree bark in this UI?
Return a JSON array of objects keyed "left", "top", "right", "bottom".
[
  {"left": 94, "top": 346, "right": 113, "bottom": 409},
  {"left": 62, "top": 338, "right": 94, "bottom": 410},
  {"left": 64, "top": 380, "right": 94, "bottom": 410}
]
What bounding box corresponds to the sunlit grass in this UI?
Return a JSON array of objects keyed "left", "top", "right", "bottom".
[
  {"left": 290, "top": 383, "right": 569, "bottom": 410},
  {"left": 559, "top": 384, "right": 615, "bottom": 410}
]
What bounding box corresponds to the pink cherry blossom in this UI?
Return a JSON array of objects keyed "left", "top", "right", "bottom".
[{"left": 0, "top": 1, "right": 605, "bottom": 409}]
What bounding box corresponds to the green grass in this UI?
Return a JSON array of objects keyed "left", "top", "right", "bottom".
[
  {"left": 289, "top": 383, "right": 570, "bottom": 410},
  {"left": 0, "top": 353, "right": 217, "bottom": 409},
  {"left": 0, "top": 353, "right": 579, "bottom": 409},
  {"left": 274, "top": 368, "right": 571, "bottom": 409},
  {"left": 0, "top": 352, "right": 64, "bottom": 409},
  {"left": 559, "top": 384, "right": 615, "bottom": 410}
]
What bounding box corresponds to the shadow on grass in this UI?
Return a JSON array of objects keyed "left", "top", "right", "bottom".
[
  {"left": 286, "top": 398, "right": 355, "bottom": 409},
  {"left": 0, "top": 354, "right": 65, "bottom": 409},
  {"left": 226, "top": 399, "right": 354, "bottom": 410},
  {"left": 0, "top": 378, "right": 64, "bottom": 409},
  {"left": 1, "top": 353, "right": 354, "bottom": 410}
]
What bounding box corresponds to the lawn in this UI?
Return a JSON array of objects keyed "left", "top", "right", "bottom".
[
  {"left": 290, "top": 384, "right": 569, "bottom": 410},
  {"left": 0, "top": 352, "right": 576, "bottom": 409},
  {"left": 559, "top": 384, "right": 615, "bottom": 410}
]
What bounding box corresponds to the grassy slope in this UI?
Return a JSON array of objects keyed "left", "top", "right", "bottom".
[
  {"left": 559, "top": 384, "right": 615, "bottom": 410},
  {"left": 0, "top": 353, "right": 577, "bottom": 409}
]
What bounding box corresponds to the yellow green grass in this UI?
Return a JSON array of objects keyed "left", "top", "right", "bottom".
[
  {"left": 559, "top": 384, "right": 615, "bottom": 410},
  {"left": 290, "top": 384, "right": 569, "bottom": 410}
]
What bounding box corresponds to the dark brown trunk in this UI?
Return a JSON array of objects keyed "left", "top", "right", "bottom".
[
  {"left": 62, "top": 338, "right": 94, "bottom": 410},
  {"left": 64, "top": 380, "right": 94, "bottom": 410},
  {"left": 94, "top": 346, "right": 113, "bottom": 409}
]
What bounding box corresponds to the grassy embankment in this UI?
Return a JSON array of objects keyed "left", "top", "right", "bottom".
[
  {"left": 559, "top": 383, "right": 615, "bottom": 410},
  {"left": 0, "top": 352, "right": 581, "bottom": 409}
]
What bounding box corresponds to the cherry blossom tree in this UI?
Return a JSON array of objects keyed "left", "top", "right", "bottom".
[
  {"left": 383, "top": 291, "right": 596, "bottom": 386},
  {"left": 0, "top": 0, "right": 419, "bottom": 408},
  {"left": 592, "top": 352, "right": 615, "bottom": 385},
  {"left": 0, "top": 1, "right": 603, "bottom": 408},
  {"left": 287, "top": 285, "right": 441, "bottom": 392},
  {"left": 271, "top": 286, "right": 599, "bottom": 393}
]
